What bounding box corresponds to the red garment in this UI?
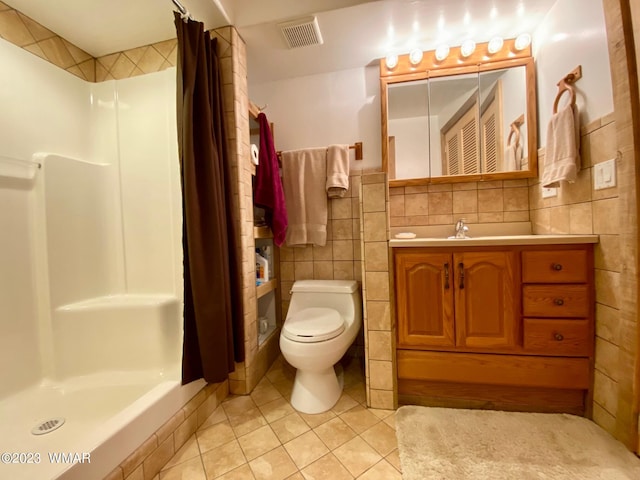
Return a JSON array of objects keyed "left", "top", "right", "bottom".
[{"left": 254, "top": 113, "right": 288, "bottom": 246}]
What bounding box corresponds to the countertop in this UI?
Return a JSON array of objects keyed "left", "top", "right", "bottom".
[{"left": 389, "top": 234, "right": 599, "bottom": 247}]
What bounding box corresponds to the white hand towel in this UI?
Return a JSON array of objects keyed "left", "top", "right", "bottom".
[
  {"left": 282, "top": 148, "right": 328, "bottom": 247},
  {"left": 541, "top": 103, "right": 581, "bottom": 188},
  {"left": 504, "top": 143, "right": 522, "bottom": 171},
  {"left": 326, "top": 144, "right": 350, "bottom": 198}
]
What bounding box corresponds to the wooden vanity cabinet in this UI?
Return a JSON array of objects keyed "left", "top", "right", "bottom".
[
  {"left": 395, "top": 249, "right": 518, "bottom": 350},
  {"left": 394, "top": 243, "right": 595, "bottom": 415}
]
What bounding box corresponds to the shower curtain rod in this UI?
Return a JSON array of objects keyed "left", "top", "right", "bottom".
[{"left": 171, "top": 0, "right": 193, "bottom": 20}]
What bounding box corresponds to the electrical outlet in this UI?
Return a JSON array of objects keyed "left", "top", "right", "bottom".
[
  {"left": 542, "top": 186, "right": 557, "bottom": 198},
  {"left": 594, "top": 158, "right": 617, "bottom": 190}
]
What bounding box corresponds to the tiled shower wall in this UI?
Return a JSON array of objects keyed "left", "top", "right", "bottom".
[{"left": 529, "top": 113, "right": 622, "bottom": 437}]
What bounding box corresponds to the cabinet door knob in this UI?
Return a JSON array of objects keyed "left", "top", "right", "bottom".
[
  {"left": 554, "top": 333, "right": 564, "bottom": 341},
  {"left": 554, "top": 298, "right": 564, "bottom": 306},
  {"left": 552, "top": 263, "right": 563, "bottom": 271}
]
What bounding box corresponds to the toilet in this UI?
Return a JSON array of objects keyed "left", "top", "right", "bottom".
[{"left": 279, "top": 279, "right": 362, "bottom": 414}]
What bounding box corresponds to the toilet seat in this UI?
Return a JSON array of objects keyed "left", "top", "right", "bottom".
[{"left": 283, "top": 307, "right": 345, "bottom": 343}]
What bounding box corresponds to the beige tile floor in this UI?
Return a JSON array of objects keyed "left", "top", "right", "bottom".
[{"left": 158, "top": 356, "right": 402, "bottom": 480}]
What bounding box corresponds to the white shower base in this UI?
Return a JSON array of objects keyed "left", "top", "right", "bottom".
[
  {"left": 0, "top": 295, "right": 203, "bottom": 480},
  {"left": 0, "top": 370, "right": 204, "bottom": 480}
]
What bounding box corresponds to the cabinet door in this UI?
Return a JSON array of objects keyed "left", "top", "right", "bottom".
[
  {"left": 454, "top": 251, "right": 519, "bottom": 349},
  {"left": 395, "top": 251, "right": 455, "bottom": 348}
]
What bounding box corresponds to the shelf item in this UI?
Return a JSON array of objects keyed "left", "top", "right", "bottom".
[{"left": 258, "top": 323, "right": 277, "bottom": 346}]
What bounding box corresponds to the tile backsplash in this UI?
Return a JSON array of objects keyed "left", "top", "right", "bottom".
[{"left": 389, "top": 179, "right": 530, "bottom": 231}]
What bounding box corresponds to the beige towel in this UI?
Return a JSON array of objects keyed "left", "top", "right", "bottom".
[
  {"left": 282, "top": 148, "right": 328, "bottom": 247},
  {"left": 326, "top": 144, "right": 350, "bottom": 198},
  {"left": 504, "top": 143, "right": 522, "bottom": 171},
  {"left": 541, "top": 103, "right": 581, "bottom": 188}
]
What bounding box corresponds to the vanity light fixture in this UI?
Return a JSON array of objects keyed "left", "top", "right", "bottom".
[
  {"left": 385, "top": 53, "right": 399, "bottom": 69},
  {"left": 514, "top": 33, "right": 532, "bottom": 51},
  {"left": 409, "top": 48, "right": 423, "bottom": 65},
  {"left": 435, "top": 44, "right": 450, "bottom": 62},
  {"left": 460, "top": 39, "right": 476, "bottom": 58},
  {"left": 487, "top": 36, "right": 504, "bottom": 54}
]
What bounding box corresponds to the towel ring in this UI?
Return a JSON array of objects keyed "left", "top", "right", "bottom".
[
  {"left": 507, "top": 124, "right": 520, "bottom": 148},
  {"left": 553, "top": 78, "right": 576, "bottom": 115}
]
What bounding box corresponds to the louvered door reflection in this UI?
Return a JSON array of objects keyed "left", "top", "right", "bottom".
[
  {"left": 443, "top": 104, "right": 479, "bottom": 175},
  {"left": 481, "top": 92, "right": 503, "bottom": 173}
]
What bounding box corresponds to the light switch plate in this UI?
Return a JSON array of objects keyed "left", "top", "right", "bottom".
[
  {"left": 594, "top": 158, "right": 617, "bottom": 190},
  {"left": 542, "top": 186, "right": 557, "bottom": 198}
]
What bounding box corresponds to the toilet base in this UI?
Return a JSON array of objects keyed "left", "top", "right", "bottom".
[{"left": 290, "top": 366, "right": 343, "bottom": 414}]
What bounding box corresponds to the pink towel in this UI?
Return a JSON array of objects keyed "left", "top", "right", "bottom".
[
  {"left": 254, "top": 113, "right": 288, "bottom": 246},
  {"left": 541, "top": 103, "right": 581, "bottom": 188}
]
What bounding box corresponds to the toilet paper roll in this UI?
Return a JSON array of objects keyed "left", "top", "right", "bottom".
[{"left": 251, "top": 143, "right": 259, "bottom": 165}]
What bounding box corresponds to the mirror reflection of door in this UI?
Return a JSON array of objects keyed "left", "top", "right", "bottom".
[
  {"left": 385, "top": 63, "right": 530, "bottom": 181},
  {"left": 480, "top": 66, "right": 528, "bottom": 172},
  {"left": 433, "top": 73, "right": 480, "bottom": 176}
]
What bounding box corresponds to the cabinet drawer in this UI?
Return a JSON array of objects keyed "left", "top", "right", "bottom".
[
  {"left": 523, "top": 319, "right": 590, "bottom": 356},
  {"left": 522, "top": 285, "right": 589, "bottom": 317},
  {"left": 522, "top": 250, "right": 588, "bottom": 283}
]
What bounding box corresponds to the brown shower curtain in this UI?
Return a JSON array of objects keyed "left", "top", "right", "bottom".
[{"left": 174, "top": 13, "right": 244, "bottom": 385}]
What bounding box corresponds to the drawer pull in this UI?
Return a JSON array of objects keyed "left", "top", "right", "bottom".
[
  {"left": 552, "top": 263, "right": 563, "bottom": 271},
  {"left": 458, "top": 262, "right": 465, "bottom": 289},
  {"left": 554, "top": 298, "right": 565, "bottom": 306},
  {"left": 554, "top": 333, "right": 564, "bottom": 341},
  {"left": 444, "top": 262, "right": 450, "bottom": 289}
]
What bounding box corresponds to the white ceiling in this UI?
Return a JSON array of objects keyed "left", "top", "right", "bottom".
[{"left": 5, "top": 0, "right": 558, "bottom": 84}]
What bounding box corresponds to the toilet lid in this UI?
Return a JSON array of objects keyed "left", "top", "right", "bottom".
[{"left": 282, "top": 307, "right": 345, "bottom": 343}]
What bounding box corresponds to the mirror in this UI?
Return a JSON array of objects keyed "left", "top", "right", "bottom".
[{"left": 381, "top": 46, "right": 537, "bottom": 186}]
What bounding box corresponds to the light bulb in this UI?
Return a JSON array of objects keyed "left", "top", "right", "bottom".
[
  {"left": 435, "top": 44, "right": 450, "bottom": 62},
  {"left": 514, "top": 33, "right": 531, "bottom": 51},
  {"left": 460, "top": 39, "right": 476, "bottom": 58},
  {"left": 409, "top": 48, "right": 423, "bottom": 65},
  {"left": 488, "top": 36, "right": 504, "bottom": 54},
  {"left": 385, "top": 54, "right": 398, "bottom": 69}
]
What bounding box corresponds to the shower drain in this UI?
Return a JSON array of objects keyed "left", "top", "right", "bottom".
[{"left": 31, "top": 417, "right": 65, "bottom": 435}]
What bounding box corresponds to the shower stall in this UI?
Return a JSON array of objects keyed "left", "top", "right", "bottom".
[{"left": 0, "top": 39, "right": 200, "bottom": 479}]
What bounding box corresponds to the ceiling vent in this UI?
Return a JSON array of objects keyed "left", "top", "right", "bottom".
[{"left": 278, "top": 16, "right": 323, "bottom": 49}]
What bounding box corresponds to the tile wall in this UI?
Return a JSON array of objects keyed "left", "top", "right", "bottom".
[
  {"left": 529, "top": 113, "right": 622, "bottom": 437},
  {"left": 0, "top": 1, "right": 178, "bottom": 83},
  {"left": 359, "top": 173, "right": 396, "bottom": 410},
  {"left": 226, "top": 25, "right": 283, "bottom": 396},
  {"left": 0, "top": 1, "right": 95, "bottom": 81},
  {"left": 389, "top": 179, "right": 530, "bottom": 229}
]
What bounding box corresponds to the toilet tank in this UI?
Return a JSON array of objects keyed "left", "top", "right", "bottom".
[{"left": 287, "top": 280, "right": 360, "bottom": 323}]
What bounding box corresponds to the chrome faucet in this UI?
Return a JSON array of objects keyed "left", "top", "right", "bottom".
[{"left": 455, "top": 218, "right": 469, "bottom": 239}]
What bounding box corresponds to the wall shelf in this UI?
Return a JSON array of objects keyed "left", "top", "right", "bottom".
[
  {"left": 258, "top": 323, "right": 278, "bottom": 347},
  {"left": 256, "top": 278, "right": 277, "bottom": 299},
  {"left": 254, "top": 225, "right": 273, "bottom": 239}
]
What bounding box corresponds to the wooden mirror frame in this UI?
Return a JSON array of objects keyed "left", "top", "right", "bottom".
[{"left": 380, "top": 39, "right": 537, "bottom": 187}]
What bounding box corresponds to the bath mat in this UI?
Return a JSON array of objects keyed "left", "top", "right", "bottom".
[{"left": 395, "top": 406, "right": 640, "bottom": 479}]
